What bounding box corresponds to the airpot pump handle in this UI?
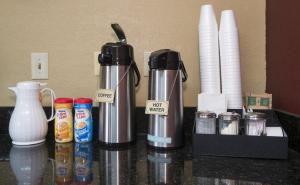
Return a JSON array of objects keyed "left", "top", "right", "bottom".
[
  {"left": 111, "top": 23, "right": 127, "bottom": 43},
  {"left": 132, "top": 62, "right": 141, "bottom": 87},
  {"left": 181, "top": 61, "right": 188, "bottom": 82}
]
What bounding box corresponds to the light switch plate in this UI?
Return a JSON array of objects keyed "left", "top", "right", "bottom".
[
  {"left": 31, "top": 52, "right": 48, "bottom": 79},
  {"left": 94, "top": 51, "right": 100, "bottom": 76},
  {"left": 143, "top": 51, "right": 151, "bottom": 77}
]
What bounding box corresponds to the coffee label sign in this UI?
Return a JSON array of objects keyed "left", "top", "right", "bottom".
[
  {"left": 145, "top": 100, "right": 169, "bottom": 116},
  {"left": 95, "top": 89, "right": 115, "bottom": 103}
]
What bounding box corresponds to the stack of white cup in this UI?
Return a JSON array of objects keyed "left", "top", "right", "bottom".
[
  {"left": 198, "top": 4, "right": 221, "bottom": 94},
  {"left": 219, "top": 10, "right": 243, "bottom": 109}
]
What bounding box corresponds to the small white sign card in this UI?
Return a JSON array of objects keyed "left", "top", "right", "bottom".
[
  {"left": 145, "top": 100, "right": 169, "bottom": 116},
  {"left": 95, "top": 89, "right": 115, "bottom": 103}
]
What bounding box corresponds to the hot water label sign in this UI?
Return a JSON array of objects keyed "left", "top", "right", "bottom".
[
  {"left": 145, "top": 100, "right": 169, "bottom": 116},
  {"left": 95, "top": 89, "right": 115, "bottom": 103}
]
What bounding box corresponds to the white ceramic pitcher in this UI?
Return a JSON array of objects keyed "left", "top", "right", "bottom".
[{"left": 9, "top": 81, "right": 56, "bottom": 145}]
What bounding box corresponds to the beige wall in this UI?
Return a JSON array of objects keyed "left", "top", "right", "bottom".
[{"left": 0, "top": 0, "right": 266, "bottom": 107}]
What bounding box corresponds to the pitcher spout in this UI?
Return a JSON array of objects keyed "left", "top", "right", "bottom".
[{"left": 8, "top": 87, "right": 17, "bottom": 94}]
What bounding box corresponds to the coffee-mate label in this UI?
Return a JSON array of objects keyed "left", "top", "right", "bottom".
[
  {"left": 74, "top": 107, "right": 93, "bottom": 143},
  {"left": 55, "top": 108, "right": 73, "bottom": 143},
  {"left": 145, "top": 100, "right": 169, "bottom": 116},
  {"left": 95, "top": 89, "right": 115, "bottom": 103}
]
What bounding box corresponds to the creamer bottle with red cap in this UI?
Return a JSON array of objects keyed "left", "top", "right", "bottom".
[
  {"left": 54, "top": 98, "right": 73, "bottom": 143},
  {"left": 74, "top": 98, "right": 93, "bottom": 143}
]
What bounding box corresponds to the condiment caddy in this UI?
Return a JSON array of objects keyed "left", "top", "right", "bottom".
[{"left": 193, "top": 109, "right": 288, "bottom": 159}]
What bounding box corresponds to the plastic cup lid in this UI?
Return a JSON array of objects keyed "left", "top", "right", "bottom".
[{"left": 220, "top": 10, "right": 238, "bottom": 31}]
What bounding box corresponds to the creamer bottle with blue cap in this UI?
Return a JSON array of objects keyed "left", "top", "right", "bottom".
[{"left": 74, "top": 98, "right": 93, "bottom": 143}]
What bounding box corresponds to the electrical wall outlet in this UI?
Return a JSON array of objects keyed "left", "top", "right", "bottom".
[
  {"left": 143, "top": 51, "right": 151, "bottom": 77},
  {"left": 31, "top": 52, "right": 48, "bottom": 79},
  {"left": 94, "top": 51, "right": 100, "bottom": 76}
]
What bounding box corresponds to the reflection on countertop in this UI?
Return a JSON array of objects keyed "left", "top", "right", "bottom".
[
  {"left": 10, "top": 143, "right": 48, "bottom": 185},
  {"left": 1, "top": 134, "right": 300, "bottom": 185}
]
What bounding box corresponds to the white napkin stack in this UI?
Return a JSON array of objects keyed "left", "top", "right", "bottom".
[
  {"left": 198, "top": 93, "right": 227, "bottom": 116},
  {"left": 266, "top": 127, "right": 284, "bottom": 137}
]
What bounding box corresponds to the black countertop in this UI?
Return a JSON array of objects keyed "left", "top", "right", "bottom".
[
  {"left": 1, "top": 133, "right": 300, "bottom": 185},
  {"left": 1, "top": 108, "right": 300, "bottom": 184}
]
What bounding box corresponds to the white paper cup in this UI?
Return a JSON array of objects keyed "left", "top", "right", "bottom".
[
  {"left": 221, "top": 76, "right": 242, "bottom": 81},
  {"left": 222, "top": 91, "right": 242, "bottom": 95},
  {"left": 222, "top": 87, "right": 242, "bottom": 92},
  {"left": 200, "top": 58, "right": 220, "bottom": 62},
  {"left": 202, "top": 85, "right": 221, "bottom": 89},
  {"left": 222, "top": 81, "right": 242, "bottom": 87},
  {"left": 220, "top": 10, "right": 237, "bottom": 31},
  {"left": 222, "top": 80, "right": 241, "bottom": 84},
  {"left": 199, "top": 4, "right": 218, "bottom": 27},
  {"left": 221, "top": 63, "right": 241, "bottom": 68},
  {"left": 222, "top": 84, "right": 242, "bottom": 88},
  {"left": 221, "top": 62, "right": 241, "bottom": 66},
  {"left": 201, "top": 66, "right": 220, "bottom": 71},
  {"left": 219, "top": 30, "right": 239, "bottom": 37},
  {"left": 201, "top": 78, "right": 221, "bottom": 83},
  {"left": 201, "top": 76, "right": 221, "bottom": 81}
]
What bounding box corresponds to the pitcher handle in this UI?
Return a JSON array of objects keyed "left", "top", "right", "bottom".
[{"left": 41, "top": 88, "right": 56, "bottom": 122}]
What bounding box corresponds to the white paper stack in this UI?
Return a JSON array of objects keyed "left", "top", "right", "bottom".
[
  {"left": 219, "top": 10, "right": 243, "bottom": 109},
  {"left": 198, "top": 4, "right": 221, "bottom": 94},
  {"left": 266, "top": 127, "right": 284, "bottom": 137},
  {"left": 198, "top": 93, "right": 227, "bottom": 116}
]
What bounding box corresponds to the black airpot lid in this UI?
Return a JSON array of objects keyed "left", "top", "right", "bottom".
[
  {"left": 99, "top": 42, "right": 134, "bottom": 66},
  {"left": 148, "top": 49, "right": 182, "bottom": 70},
  {"left": 98, "top": 24, "right": 134, "bottom": 66}
]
